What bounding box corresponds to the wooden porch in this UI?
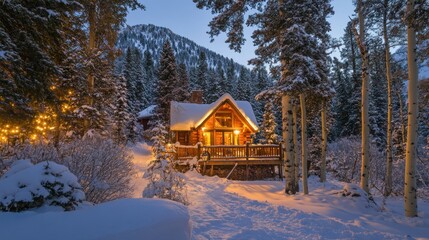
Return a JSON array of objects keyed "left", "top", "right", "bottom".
[{"left": 174, "top": 143, "right": 284, "bottom": 179}]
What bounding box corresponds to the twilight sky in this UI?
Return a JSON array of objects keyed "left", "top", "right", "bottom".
[{"left": 126, "top": 0, "right": 355, "bottom": 66}]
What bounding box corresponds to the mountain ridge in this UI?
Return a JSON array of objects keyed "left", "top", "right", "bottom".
[{"left": 116, "top": 23, "right": 246, "bottom": 72}]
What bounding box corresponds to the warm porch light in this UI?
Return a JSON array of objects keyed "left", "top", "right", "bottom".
[{"left": 233, "top": 129, "right": 240, "bottom": 135}]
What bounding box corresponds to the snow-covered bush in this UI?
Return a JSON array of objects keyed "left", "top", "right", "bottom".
[
  {"left": 0, "top": 160, "right": 85, "bottom": 212},
  {"left": 57, "top": 137, "right": 134, "bottom": 203},
  {"left": 0, "top": 137, "right": 134, "bottom": 204},
  {"left": 327, "top": 136, "right": 390, "bottom": 194},
  {"left": 143, "top": 124, "right": 189, "bottom": 205}
]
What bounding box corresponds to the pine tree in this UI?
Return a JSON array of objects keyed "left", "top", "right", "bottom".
[
  {"left": 175, "top": 63, "right": 191, "bottom": 102},
  {"left": 155, "top": 41, "right": 178, "bottom": 127},
  {"left": 80, "top": 0, "right": 144, "bottom": 133},
  {"left": 113, "top": 76, "right": 130, "bottom": 144},
  {"left": 236, "top": 67, "right": 251, "bottom": 101},
  {"left": 261, "top": 101, "right": 278, "bottom": 144},
  {"left": 144, "top": 50, "right": 157, "bottom": 103},
  {"left": 143, "top": 121, "right": 188, "bottom": 205},
  {"left": 195, "top": 51, "right": 209, "bottom": 102},
  {"left": 216, "top": 62, "right": 228, "bottom": 95},
  {"left": 225, "top": 59, "right": 235, "bottom": 96},
  {"left": 341, "top": 21, "right": 362, "bottom": 137},
  {"left": 132, "top": 48, "right": 148, "bottom": 111},
  {"left": 207, "top": 69, "right": 222, "bottom": 103},
  {"left": 332, "top": 57, "right": 351, "bottom": 138},
  {"left": 0, "top": 0, "right": 75, "bottom": 126},
  {"left": 368, "top": 37, "right": 387, "bottom": 149}
]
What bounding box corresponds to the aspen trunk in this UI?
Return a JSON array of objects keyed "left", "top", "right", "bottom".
[
  {"left": 355, "top": 0, "right": 370, "bottom": 193},
  {"left": 278, "top": 0, "right": 296, "bottom": 195},
  {"left": 283, "top": 95, "right": 296, "bottom": 194},
  {"left": 293, "top": 103, "right": 300, "bottom": 191},
  {"left": 396, "top": 91, "right": 406, "bottom": 144},
  {"left": 383, "top": 0, "right": 393, "bottom": 197},
  {"left": 404, "top": 0, "right": 418, "bottom": 218},
  {"left": 320, "top": 100, "right": 327, "bottom": 182},
  {"left": 300, "top": 94, "right": 308, "bottom": 194}
]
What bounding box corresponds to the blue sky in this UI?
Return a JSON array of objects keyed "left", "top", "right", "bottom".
[{"left": 126, "top": 0, "right": 355, "bottom": 66}]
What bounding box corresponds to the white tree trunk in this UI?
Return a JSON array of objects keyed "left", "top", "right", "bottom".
[
  {"left": 300, "top": 94, "right": 308, "bottom": 194},
  {"left": 383, "top": 0, "right": 393, "bottom": 197},
  {"left": 320, "top": 100, "right": 327, "bottom": 183},
  {"left": 354, "top": 0, "right": 370, "bottom": 193},
  {"left": 404, "top": 0, "right": 418, "bottom": 218},
  {"left": 293, "top": 103, "right": 299, "bottom": 191},
  {"left": 283, "top": 95, "right": 296, "bottom": 194}
]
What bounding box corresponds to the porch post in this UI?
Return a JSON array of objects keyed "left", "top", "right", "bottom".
[{"left": 246, "top": 142, "right": 250, "bottom": 180}]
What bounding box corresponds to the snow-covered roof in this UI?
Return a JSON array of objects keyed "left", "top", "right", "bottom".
[
  {"left": 170, "top": 93, "right": 258, "bottom": 131},
  {"left": 138, "top": 105, "right": 156, "bottom": 119}
]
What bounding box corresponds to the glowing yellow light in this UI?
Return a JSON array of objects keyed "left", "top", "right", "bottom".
[{"left": 234, "top": 129, "right": 240, "bottom": 135}]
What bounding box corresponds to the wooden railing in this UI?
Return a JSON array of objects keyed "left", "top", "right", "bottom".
[{"left": 174, "top": 143, "right": 282, "bottom": 161}]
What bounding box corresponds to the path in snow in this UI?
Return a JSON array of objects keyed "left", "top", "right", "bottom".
[{"left": 186, "top": 172, "right": 407, "bottom": 240}]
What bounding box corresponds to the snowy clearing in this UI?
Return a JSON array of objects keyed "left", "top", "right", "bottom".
[{"left": 130, "top": 144, "right": 429, "bottom": 240}]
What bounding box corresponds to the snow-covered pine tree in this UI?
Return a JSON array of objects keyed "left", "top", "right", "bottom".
[
  {"left": 216, "top": 62, "right": 228, "bottom": 96},
  {"left": 332, "top": 57, "right": 351, "bottom": 139},
  {"left": 0, "top": 0, "right": 75, "bottom": 128},
  {"left": 122, "top": 48, "right": 140, "bottom": 142},
  {"left": 368, "top": 37, "right": 388, "bottom": 149},
  {"left": 206, "top": 68, "right": 222, "bottom": 103},
  {"left": 261, "top": 101, "right": 278, "bottom": 144},
  {"left": 236, "top": 67, "right": 251, "bottom": 101},
  {"left": 144, "top": 50, "right": 157, "bottom": 104},
  {"left": 225, "top": 59, "right": 236, "bottom": 96},
  {"left": 340, "top": 21, "right": 362, "bottom": 137},
  {"left": 143, "top": 121, "right": 188, "bottom": 205},
  {"left": 196, "top": 51, "right": 209, "bottom": 102},
  {"left": 80, "top": 0, "right": 144, "bottom": 134},
  {"left": 113, "top": 76, "right": 130, "bottom": 144},
  {"left": 155, "top": 41, "right": 179, "bottom": 128},
  {"left": 132, "top": 48, "right": 149, "bottom": 111},
  {"left": 174, "top": 63, "right": 191, "bottom": 102}
]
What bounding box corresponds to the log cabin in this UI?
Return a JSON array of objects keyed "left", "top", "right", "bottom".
[
  {"left": 170, "top": 92, "right": 258, "bottom": 146},
  {"left": 138, "top": 91, "right": 283, "bottom": 180}
]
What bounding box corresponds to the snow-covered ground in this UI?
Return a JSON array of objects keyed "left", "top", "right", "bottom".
[
  {"left": 0, "top": 198, "right": 190, "bottom": 240},
  {"left": 131, "top": 143, "right": 429, "bottom": 240}
]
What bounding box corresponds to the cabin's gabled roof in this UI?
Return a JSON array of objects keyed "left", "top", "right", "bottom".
[
  {"left": 170, "top": 93, "right": 258, "bottom": 131},
  {"left": 137, "top": 105, "right": 156, "bottom": 119}
]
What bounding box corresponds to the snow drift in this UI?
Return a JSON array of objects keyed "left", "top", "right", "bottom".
[{"left": 0, "top": 198, "right": 191, "bottom": 240}]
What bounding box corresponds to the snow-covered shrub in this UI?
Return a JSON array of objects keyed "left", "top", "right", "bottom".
[
  {"left": 338, "top": 183, "right": 376, "bottom": 208},
  {"left": 0, "top": 160, "right": 85, "bottom": 212},
  {"left": 57, "top": 137, "right": 134, "bottom": 203},
  {"left": 1, "top": 137, "right": 135, "bottom": 204},
  {"left": 327, "top": 136, "right": 390, "bottom": 194},
  {"left": 143, "top": 125, "right": 188, "bottom": 205}
]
